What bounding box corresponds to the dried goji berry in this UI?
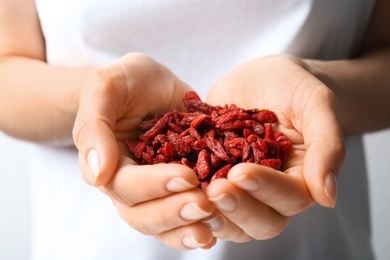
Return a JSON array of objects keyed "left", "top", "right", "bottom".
[
  {"left": 260, "top": 158, "right": 282, "bottom": 170},
  {"left": 197, "top": 149, "right": 211, "bottom": 180},
  {"left": 127, "top": 91, "right": 292, "bottom": 189},
  {"left": 252, "top": 110, "right": 278, "bottom": 124},
  {"left": 211, "top": 164, "right": 233, "bottom": 181},
  {"left": 205, "top": 136, "right": 231, "bottom": 163}
]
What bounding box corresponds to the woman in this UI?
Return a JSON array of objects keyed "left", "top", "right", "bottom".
[{"left": 0, "top": 0, "right": 389, "bottom": 259}]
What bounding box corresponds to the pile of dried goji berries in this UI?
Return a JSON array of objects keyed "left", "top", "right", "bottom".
[{"left": 127, "top": 91, "right": 292, "bottom": 189}]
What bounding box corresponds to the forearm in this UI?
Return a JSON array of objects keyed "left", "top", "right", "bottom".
[
  {"left": 305, "top": 47, "right": 390, "bottom": 134},
  {"left": 0, "top": 56, "right": 95, "bottom": 144}
]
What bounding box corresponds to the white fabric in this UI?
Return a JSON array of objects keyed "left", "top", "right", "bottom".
[{"left": 32, "top": 0, "right": 375, "bottom": 259}]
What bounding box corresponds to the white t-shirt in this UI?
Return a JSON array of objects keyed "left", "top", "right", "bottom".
[{"left": 32, "top": 0, "right": 375, "bottom": 259}]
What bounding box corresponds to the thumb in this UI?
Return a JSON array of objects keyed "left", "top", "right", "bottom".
[
  {"left": 302, "top": 106, "right": 345, "bottom": 208},
  {"left": 73, "top": 117, "right": 119, "bottom": 187}
]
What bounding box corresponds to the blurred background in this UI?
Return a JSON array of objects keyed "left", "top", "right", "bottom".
[{"left": 0, "top": 130, "right": 389, "bottom": 259}]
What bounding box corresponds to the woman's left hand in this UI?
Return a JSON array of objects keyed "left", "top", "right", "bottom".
[{"left": 203, "top": 55, "right": 345, "bottom": 242}]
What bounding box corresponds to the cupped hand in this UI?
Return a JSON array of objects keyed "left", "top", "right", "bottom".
[
  {"left": 73, "top": 52, "right": 192, "bottom": 186},
  {"left": 73, "top": 53, "right": 215, "bottom": 249},
  {"left": 204, "top": 55, "right": 345, "bottom": 242}
]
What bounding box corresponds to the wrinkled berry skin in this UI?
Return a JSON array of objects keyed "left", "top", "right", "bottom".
[{"left": 127, "top": 91, "right": 292, "bottom": 189}]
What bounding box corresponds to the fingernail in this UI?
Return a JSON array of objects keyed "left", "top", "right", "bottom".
[
  {"left": 180, "top": 203, "right": 211, "bottom": 220},
  {"left": 182, "top": 235, "right": 207, "bottom": 249},
  {"left": 209, "top": 193, "right": 237, "bottom": 212},
  {"left": 201, "top": 216, "right": 224, "bottom": 231},
  {"left": 166, "top": 177, "right": 195, "bottom": 192},
  {"left": 324, "top": 171, "right": 337, "bottom": 208},
  {"left": 230, "top": 175, "right": 259, "bottom": 191},
  {"left": 88, "top": 149, "right": 100, "bottom": 184}
]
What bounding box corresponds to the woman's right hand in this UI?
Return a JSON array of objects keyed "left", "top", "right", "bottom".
[{"left": 73, "top": 53, "right": 216, "bottom": 250}]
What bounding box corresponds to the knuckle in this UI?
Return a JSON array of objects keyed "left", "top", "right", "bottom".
[
  {"left": 72, "top": 123, "right": 87, "bottom": 150},
  {"left": 103, "top": 183, "right": 138, "bottom": 207},
  {"left": 127, "top": 218, "right": 154, "bottom": 236},
  {"left": 282, "top": 199, "right": 314, "bottom": 217},
  {"left": 253, "top": 217, "right": 290, "bottom": 240},
  {"left": 160, "top": 211, "right": 179, "bottom": 229},
  {"left": 113, "top": 201, "right": 155, "bottom": 236},
  {"left": 232, "top": 234, "right": 252, "bottom": 243}
]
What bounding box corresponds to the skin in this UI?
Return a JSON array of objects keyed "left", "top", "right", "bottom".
[
  {"left": 204, "top": 55, "right": 343, "bottom": 241},
  {"left": 204, "top": 0, "right": 390, "bottom": 242},
  {"left": 1, "top": 0, "right": 390, "bottom": 251}
]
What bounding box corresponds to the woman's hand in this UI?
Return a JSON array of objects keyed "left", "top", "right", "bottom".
[
  {"left": 72, "top": 53, "right": 216, "bottom": 250},
  {"left": 204, "top": 55, "right": 345, "bottom": 242},
  {"left": 73, "top": 52, "right": 192, "bottom": 186}
]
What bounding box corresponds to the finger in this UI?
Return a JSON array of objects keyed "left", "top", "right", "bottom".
[
  {"left": 300, "top": 84, "right": 345, "bottom": 208},
  {"left": 101, "top": 157, "right": 199, "bottom": 206},
  {"left": 201, "top": 213, "right": 252, "bottom": 243},
  {"left": 114, "top": 189, "right": 213, "bottom": 235},
  {"left": 72, "top": 73, "right": 121, "bottom": 187},
  {"left": 206, "top": 178, "right": 290, "bottom": 240},
  {"left": 227, "top": 163, "right": 314, "bottom": 216},
  {"left": 154, "top": 222, "right": 215, "bottom": 250},
  {"left": 73, "top": 117, "right": 119, "bottom": 187},
  {"left": 304, "top": 136, "right": 344, "bottom": 208}
]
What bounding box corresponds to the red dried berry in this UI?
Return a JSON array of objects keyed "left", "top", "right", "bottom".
[{"left": 127, "top": 91, "right": 292, "bottom": 189}]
